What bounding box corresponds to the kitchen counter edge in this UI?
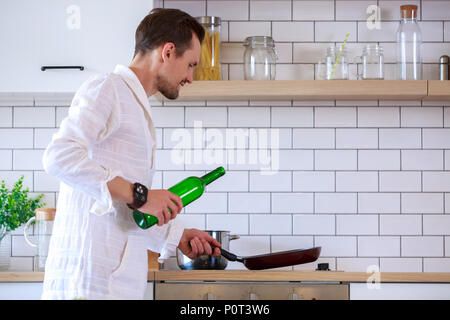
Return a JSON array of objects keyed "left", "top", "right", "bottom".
[{"left": 2, "top": 271, "right": 450, "bottom": 283}]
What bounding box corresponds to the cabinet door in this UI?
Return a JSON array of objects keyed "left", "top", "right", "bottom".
[
  {"left": 0, "top": 0, "right": 153, "bottom": 92},
  {"left": 350, "top": 283, "right": 450, "bottom": 300},
  {"left": 0, "top": 283, "right": 43, "bottom": 300},
  {"left": 143, "top": 282, "right": 154, "bottom": 300}
]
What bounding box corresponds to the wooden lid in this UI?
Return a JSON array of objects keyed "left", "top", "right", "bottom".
[
  {"left": 400, "top": 4, "right": 418, "bottom": 19},
  {"left": 35, "top": 208, "right": 56, "bottom": 221}
]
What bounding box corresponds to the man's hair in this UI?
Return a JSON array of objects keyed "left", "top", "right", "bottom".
[{"left": 134, "top": 8, "right": 205, "bottom": 58}]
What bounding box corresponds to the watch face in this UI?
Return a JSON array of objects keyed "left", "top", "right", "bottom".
[{"left": 134, "top": 183, "right": 147, "bottom": 206}]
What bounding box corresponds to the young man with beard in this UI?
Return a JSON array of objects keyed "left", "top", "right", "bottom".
[{"left": 42, "top": 8, "right": 220, "bottom": 300}]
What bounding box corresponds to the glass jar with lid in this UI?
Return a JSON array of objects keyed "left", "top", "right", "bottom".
[
  {"left": 243, "top": 36, "right": 277, "bottom": 80},
  {"left": 194, "top": 16, "right": 221, "bottom": 81}
]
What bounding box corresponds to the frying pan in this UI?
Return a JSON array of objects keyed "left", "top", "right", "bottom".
[{"left": 212, "top": 246, "right": 321, "bottom": 270}]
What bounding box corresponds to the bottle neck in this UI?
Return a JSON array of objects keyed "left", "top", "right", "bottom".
[
  {"left": 401, "top": 17, "right": 417, "bottom": 23},
  {"left": 200, "top": 167, "right": 226, "bottom": 185}
]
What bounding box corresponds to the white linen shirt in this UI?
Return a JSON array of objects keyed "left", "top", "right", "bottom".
[{"left": 41, "top": 64, "right": 184, "bottom": 300}]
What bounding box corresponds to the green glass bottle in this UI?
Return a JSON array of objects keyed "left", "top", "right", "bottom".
[{"left": 133, "top": 166, "right": 226, "bottom": 229}]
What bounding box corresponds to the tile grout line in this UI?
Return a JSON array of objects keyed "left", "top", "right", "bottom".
[{"left": 291, "top": 0, "right": 293, "bottom": 21}]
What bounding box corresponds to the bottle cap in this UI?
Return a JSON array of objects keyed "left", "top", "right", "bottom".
[
  {"left": 440, "top": 55, "right": 449, "bottom": 64},
  {"left": 195, "top": 16, "right": 221, "bottom": 27},
  {"left": 400, "top": 4, "right": 418, "bottom": 19}
]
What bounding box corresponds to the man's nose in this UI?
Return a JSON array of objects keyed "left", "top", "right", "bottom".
[{"left": 185, "top": 75, "right": 193, "bottom": 84}]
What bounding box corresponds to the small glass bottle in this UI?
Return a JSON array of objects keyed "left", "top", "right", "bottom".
[
  {"left": 243, "top": 36, "right": 277, "bottom": 80},
  {"left": 396, "top": 5, "right": 422, "bottom": 80},
  {"left": 194, "top": 16, "right": 221, "bottom": 81},
  {"left": 133, "top": 167, "right": 226, "bottom": 229}
]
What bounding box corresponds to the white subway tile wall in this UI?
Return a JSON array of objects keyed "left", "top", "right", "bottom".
[{"left": 2, "top": 0, "right": 450, "bottom": 272}]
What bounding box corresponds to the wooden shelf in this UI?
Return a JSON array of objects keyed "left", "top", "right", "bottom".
[
  {"left": 427, "top": 80, "right": 450, "bottom": 100},
  {"left": 155, "top": 80, "right": 430, "bottom": 102}
]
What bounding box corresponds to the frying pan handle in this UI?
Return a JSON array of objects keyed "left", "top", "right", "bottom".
[
  {"left": 211, "top": 245, "right": 243, "bottom": 262},
  {"left": 229, "top": 234, "right": 240, "bottom": 241}
]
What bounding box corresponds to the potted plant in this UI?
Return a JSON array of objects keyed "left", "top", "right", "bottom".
[{"left": 0, "top": 176, "right": 45, "bottom": 270}]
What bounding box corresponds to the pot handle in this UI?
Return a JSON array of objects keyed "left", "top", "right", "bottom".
[
  {"left": 229, "top": 234, "right": 240, "bottom": 241},
  {"left": 23, "top": 217, "right": 37, "bottom": 247}
]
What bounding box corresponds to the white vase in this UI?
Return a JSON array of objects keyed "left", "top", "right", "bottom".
[{"left": 0, "top": 228, "right": 11, "bottom": 271}]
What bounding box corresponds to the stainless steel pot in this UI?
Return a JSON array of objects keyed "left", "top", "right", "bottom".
[{"left": 176, "top": 230, "right": 240, "bottom": 270}]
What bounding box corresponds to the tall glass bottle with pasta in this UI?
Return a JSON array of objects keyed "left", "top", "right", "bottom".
[{"left": 194, "top": 16, "right": 221, "bottom": 80}]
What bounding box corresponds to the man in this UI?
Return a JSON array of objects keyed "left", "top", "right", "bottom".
[{"left": 41, "top": 8, "right": 220, "bottom": 300}]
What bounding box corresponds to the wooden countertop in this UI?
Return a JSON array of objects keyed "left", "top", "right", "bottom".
[
  {"left": 154, "top": 270, "right": 450, "bottom": 283},
  {"left": 2, "top": 271, "right": 450, "bottom": 283}
]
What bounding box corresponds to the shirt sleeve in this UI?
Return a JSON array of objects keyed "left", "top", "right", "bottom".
[
  {"left": 145, "top": 217, "right": 185, "bottom": 261},
  {"left": 42, "top": 75, "right": 122, "bottom": 216}
]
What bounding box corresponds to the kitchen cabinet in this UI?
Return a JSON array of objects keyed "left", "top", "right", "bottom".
[
  {"left": 0, "top": 282, "right": 153, "bottom": 300},
  {"left": 0, "top": 0, "right": 154, "bottom": 93},
  {"left": 0, "top": 282, "right": 43, "bottom": 300},
  {"left": 350, "top": 283, "right": 450, "bottom": 300},
  {"left": 144, "top": 283, "right": 154, "bottom": 300}
]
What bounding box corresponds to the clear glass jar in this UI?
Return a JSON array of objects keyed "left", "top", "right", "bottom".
[
  {"left": 322, "top": 45, "right": 349, "bottom": 80},
  {"left": 396, "top": 5, "right": 422, "bottom": 80},
  {"left": 359, "top": 44, "right": 384, "bottom": 80},
  {"left": 243, "top": 36, "right": 277, "bottom": 80},
  {"left": 194, "top": 16, "right": 221, "bottom": 81}
]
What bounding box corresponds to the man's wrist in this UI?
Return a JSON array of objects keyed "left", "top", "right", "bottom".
[
  {"left": 107, "top": 177, "right": 138, "bottom": 205},
  {"left": 126, "top": 182, "right": 134, "bottom": 205}
]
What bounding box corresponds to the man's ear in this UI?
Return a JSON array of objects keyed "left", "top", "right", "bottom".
[{"left": 161, "top": 42, "right": 176, "bottom": 62}]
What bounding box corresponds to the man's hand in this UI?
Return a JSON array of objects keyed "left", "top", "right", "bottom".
[
  {"left": 107, "top": 178, "right": 182, "bottom": 227},
  {"left": 178, "top": 228, "right": 222, "bottom": 259},
  {"left": 137, "top": 189, "right": 183, "bottom": 226}
]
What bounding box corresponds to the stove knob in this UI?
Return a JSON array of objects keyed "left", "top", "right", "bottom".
[{"left": 316, "top": 263, "right": 330, "bottom": 271}]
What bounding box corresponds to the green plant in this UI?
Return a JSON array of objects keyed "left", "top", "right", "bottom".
[{"left": 0, "top": 176, "right": 46, "bottom": 240}]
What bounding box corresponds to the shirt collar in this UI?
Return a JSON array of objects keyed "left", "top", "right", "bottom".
[{"left": 113, "top": 64, "right": 150, "bottom": 111}]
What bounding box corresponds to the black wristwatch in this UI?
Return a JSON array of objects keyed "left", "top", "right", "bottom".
[{"left": 127, "top": 182, "right": 148, "bottom": 210}]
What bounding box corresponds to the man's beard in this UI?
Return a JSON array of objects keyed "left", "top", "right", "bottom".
[{"left": 156, "top": 74, "right": 179, "bottom": 100}]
